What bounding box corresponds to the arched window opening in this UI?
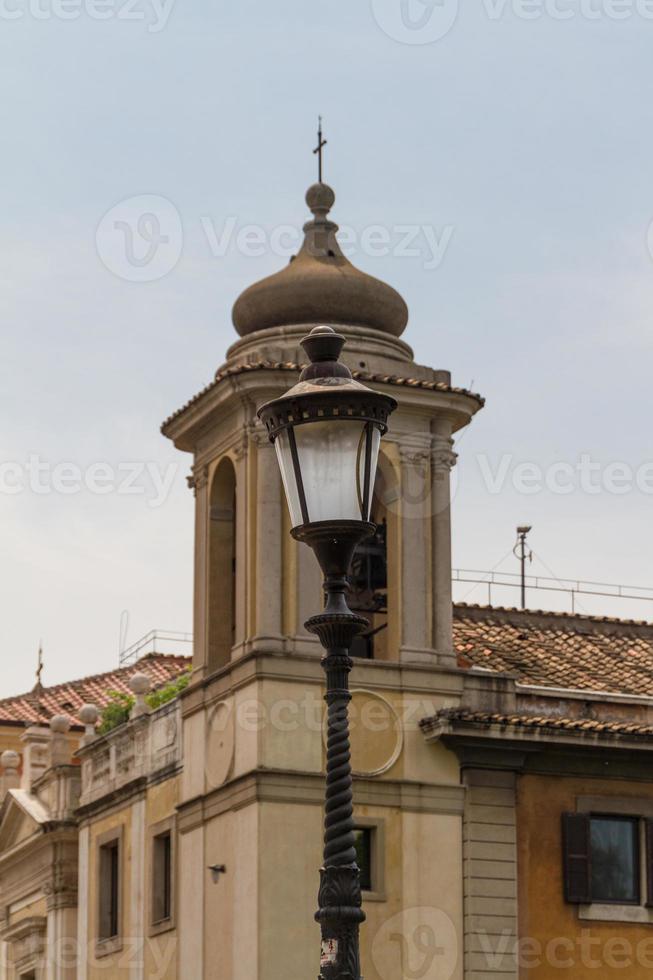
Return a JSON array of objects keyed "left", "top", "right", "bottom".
[
  {"left": 349, "top": 517, "right": 387, "bottom": 659},
  {"left": 208, "top": 458, "right": 236, "bottom": 673},
  {"left": 349, "top": 462, "right": 393, "bottom": 659}
]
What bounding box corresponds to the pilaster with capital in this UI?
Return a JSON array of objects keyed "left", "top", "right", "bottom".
[
  {"left": 251, "top": 423, "right": 284, "bottom": 651},
  {"left": 397, "top": 437, "right": 434, "bottom": 664},
  {"left": 431, "top": 425, "right": 458, "bottom": 667},
  {"left": 191, "top": 464, "right": 210, "bottom": 678}
]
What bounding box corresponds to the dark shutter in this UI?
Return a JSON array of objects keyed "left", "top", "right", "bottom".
[
  {"left": 646, "top": 820, "right": 653, "bottom": 907},
  {"left": 562, "top": 812, "right": 591, "bottom": 903}
]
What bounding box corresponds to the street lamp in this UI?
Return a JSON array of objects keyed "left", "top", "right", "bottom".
[{"left": 258, "top": 326, "right": 396, "bottom": 980}]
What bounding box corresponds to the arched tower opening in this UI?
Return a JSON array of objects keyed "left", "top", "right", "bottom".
[
  {"left": 208, "top": 457, "right": 237, "bottom": 673},
  {"left": 349, "top": 450, "right": 399, "bottom": 660}
]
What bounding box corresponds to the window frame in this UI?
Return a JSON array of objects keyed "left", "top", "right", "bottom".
[
  {"left": 148, "top": 815, "right": 177, "bottom": 937},
  {"left": 352, "top": 818, "right": 386, "bottom": 903},
  {"left": 95, "top": 825, "right": 124, "bottom": 957},
  {"left": 588, "top": 813, "right": 641, "bottom": 907},
  {"left": 571, "top": 796, "right": 653, "bottom": 924}
]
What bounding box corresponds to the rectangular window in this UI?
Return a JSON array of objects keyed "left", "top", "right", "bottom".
[
  {"left": 590, "top": 816, "right": 640, "bottom": 904},
  {"left": 563, "top": 812, "right": 643, "bottom": 906},
  {"left": 152, "top": 830, "right": 173, "bottom": 924},
  {"left": 353, "top": 828, "right": 373, "bottom": 892},
  {"left": 99, "top": 838, "right": 120, "bottom": 940}
]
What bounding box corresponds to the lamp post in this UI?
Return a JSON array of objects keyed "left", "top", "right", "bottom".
[{"left": 258, "top": 326, "right": 396, "bottom": 980}]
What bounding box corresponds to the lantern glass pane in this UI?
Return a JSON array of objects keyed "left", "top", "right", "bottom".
[
  {"left": 360, "top": 426, "right": 381, "bottom": 521},
  {"left": 295, "top": 419, "right": 366, "bottom": 524},
  {"left": 274, "top": 429, "right": 305, "bottom": 528},
  {"left": 275, "top": 418, "right": 383, "bottom": 527}
]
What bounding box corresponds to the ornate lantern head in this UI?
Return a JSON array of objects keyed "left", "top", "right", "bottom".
[{"left": 257, "top": 326, "right": 396, "bottom": 536}]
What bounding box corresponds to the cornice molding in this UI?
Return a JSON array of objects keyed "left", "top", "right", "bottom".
[{"left": 177, "top": 768, "right": 465, "bottom": 833}]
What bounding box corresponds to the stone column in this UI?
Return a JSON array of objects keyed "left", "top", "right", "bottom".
[
  {"left": 431, "top": 425, "right": 458, "bottom": 668},
  {"left": 45, "top": 905, "right": 78, "bottom": 980},
  {"left": 44, "top": 840, "right": 79, "bottom": 980},
  {"left": 252, "top": 430, "right": 284, "bottom": 652},
  {"left": 398, "top": 438, "right": 433, "bottom": 664}
]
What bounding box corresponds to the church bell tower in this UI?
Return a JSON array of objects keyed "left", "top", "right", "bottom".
[
  {"left": 163, "top": 179, "right": 482, "bottom": 676},
  {"left": 162, "top": 174, "right": 483, "bottom": 980}
]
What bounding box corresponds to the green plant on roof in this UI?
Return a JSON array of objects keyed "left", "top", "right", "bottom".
[
  {"left": 146, "top": 668, "right": 191, "bottom": 709},
  {"left": 97, "top": 668, "right": 192, "bottom": 735},
  {"left": 98, "top": 690, "right": 134, "bottom": 735}
]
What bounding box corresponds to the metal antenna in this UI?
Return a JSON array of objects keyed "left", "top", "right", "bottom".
[
  {"left": 313, "top": 116, "right": 327, "bottom": 183},
  {"left": 513, "top": 526, "right": 533, "bottom": 609},
  {"left": 118, "top": 610, "right": 129, "bottom": 664}
]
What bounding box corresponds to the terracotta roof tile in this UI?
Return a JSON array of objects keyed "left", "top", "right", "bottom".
[
  {"left": 161, "top": 361, "right": 484, "bottom": 432},
  {"left": 0, "top": 654, "right": 190, "bottom": 728},
  {"left": 453, "top": 603, "right": 653, "bottom": 697},
  {"left": 422, "top": 708, "right": 653, "bottom": 741}
]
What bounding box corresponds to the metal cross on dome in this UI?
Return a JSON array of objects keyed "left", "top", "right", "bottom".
[{"left": 313, "top": 116, "right": 327, "bottom": 183}]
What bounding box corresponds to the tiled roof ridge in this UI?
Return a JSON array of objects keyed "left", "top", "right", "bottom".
[
  {"left": 0, "top": 653, "right": 191, "bottom": 721},
  {"left": 454, "top": 601, "right": 653, "bottom": 630},
  {"left": 422, "top": 707, "right": 653, "bottom": 740},
  {"left": 161, "top": 360, "right": 485, "bottom": 431},
  {"left": 0, "top": 653, "right": 190, "bottom": 709}
]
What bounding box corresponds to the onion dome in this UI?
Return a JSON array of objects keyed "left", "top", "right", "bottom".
[{"left": 231, "top": 183, "right": 409, "bottom": 338}]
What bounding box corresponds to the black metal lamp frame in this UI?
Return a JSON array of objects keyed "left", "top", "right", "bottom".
[{"left": 258, "top": 327, "right": 396, "bottom": 980}]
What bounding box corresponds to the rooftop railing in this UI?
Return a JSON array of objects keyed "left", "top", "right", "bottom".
[{"left": 453, "top": 569, "right": 653, "bottom": 618}]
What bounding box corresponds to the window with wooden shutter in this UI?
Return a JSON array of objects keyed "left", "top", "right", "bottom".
[
  {"left": 562, "top": 812, "right": 591, "bottom": 904},
  {"left": 646, "top": 820, "right": 653, "bottom": 908}
]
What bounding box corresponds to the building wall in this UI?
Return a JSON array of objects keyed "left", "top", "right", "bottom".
[
  {"left": 82, "top": 805, "right": 134, "bottom": 979},
  {"left": 144, "top": 779, "right": 178, "bottom": 980},
  {"left": 177, "top": 652, "right": 468, "bottom": 980},
  {"left": 517, "top": 773, "right": 653, "bottom": 979}
]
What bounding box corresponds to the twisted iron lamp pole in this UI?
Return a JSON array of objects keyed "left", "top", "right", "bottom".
[
  {"left": 258, "top": 326, "right": 396, "bottom": 979},
  {"left": 296, "top": 521, "right": 371, "bottom": 979}
]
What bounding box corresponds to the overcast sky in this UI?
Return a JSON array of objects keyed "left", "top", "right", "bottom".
[{"left": 2, "top": 0, "right": 653, "bottom": 698}]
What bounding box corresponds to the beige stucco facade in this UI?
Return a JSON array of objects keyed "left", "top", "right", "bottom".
[
  {"left": 0, "top": 180, "right": 485, "bottom": 979},
  {"left": 159, "top": 214, "right": 483, "bottom": 974},
  {"left": 5, "top": 178, "right": 649, "bottom": 980}
]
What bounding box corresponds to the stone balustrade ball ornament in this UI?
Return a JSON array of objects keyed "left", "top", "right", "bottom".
[
  {"left": 79, "top": 704, "right": 99, "bottom": 741},
  {"left": 1, "top": 750, "right": 20, "bottom": 774},
  {"left": 129, "top": 672, "right": 152, "bottom": 718},
  {"left": 50, "top": 714, "right": 71, "bottom": 734}
]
